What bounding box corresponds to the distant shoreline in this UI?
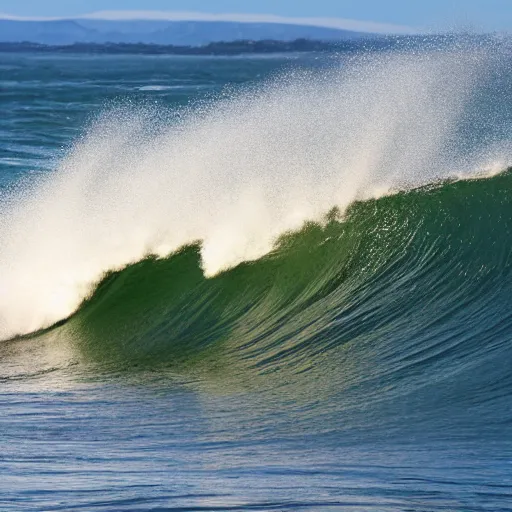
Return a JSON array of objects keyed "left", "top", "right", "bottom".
[
  {"left": 0, "top": 35, "right": 488, "bottom": 56},
  {"left": 5, "top": 35, "right": 487, "bottom": 56},
  {"left": 0, "top": 39, "right": 371, "bottom": 55}
]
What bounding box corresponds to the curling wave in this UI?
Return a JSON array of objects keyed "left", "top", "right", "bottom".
[
  {"left": 62, "top": 170, "right": 512, "bottom": 435},
  {"left": 0, "top": 45, "right": 511, "bottom": 339}
]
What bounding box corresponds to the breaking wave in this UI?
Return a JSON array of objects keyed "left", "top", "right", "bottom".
[{"left": 0, "top": 44, "right": 511, "bottom": 343}]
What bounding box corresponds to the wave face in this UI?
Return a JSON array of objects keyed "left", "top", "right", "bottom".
[
  {"left": 1, "top": 46, "right": 511, "bottom": 340},
  {"left": 65, "top": 171, "right": 512, "bottom": 432}
]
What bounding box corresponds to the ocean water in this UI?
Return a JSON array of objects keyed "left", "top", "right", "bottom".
[{"left": 1, "top": 46, "right": 512, "bottom": 511}]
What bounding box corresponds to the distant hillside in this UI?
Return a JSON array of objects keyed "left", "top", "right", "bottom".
[
  {"left": 0, "top": 20, "right": 94, "bottom": 45},
  {"left": 0, "top": 19, "right": 368, "bottom": 46}
]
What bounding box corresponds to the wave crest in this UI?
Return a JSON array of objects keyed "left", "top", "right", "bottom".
[{"left": 0, "top": 46, "right": 510, "bottom": 339}]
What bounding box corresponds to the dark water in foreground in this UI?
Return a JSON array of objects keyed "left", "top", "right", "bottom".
[{"left": 1, "top": 49, "right": 512, "bottom": 510}]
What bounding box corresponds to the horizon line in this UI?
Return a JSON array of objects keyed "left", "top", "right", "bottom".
[{"left": 0, "top": 10, "right": 419, "bottom": 35}]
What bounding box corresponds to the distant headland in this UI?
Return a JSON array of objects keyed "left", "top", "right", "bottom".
[
  {"left": 0, "top": 39, "right": 367, "bottom": 55},
  {"left": 0, "top": 35, "right": 484, "bottom": 56}
]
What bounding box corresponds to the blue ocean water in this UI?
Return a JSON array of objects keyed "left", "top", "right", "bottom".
[{"left": 0, "top": 47, "right": 512, "bottom": 511}]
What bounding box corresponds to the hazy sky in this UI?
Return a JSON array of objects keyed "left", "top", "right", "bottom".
[{"left": 1, "top": 0, "right": 511, "bottom": 32}]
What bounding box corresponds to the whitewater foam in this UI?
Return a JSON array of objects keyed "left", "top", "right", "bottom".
[{"left": 0, "top": 47, "right": 509, "bottom": 339}]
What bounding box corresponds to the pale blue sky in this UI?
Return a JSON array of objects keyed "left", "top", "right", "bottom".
[{"left": 1, "top": 0, "right": 511, "bottom": 32}]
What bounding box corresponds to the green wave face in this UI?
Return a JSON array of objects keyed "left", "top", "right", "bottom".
[{"left": 64, "top": 171, "right": 512, "bottom": 398}]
